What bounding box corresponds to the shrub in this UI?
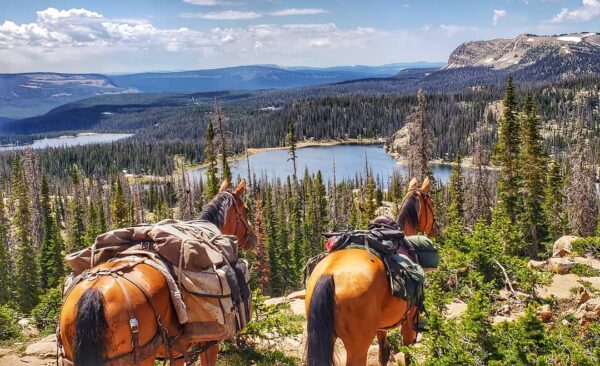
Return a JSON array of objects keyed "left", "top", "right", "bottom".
[
  {"left": 31, "top": 287, "right": 62, "bottom": 334},
  {"left": 220, "top": 290, "right": 303, "bottom": 364},
  {"left": 572, "top": 237, "right": 600, "bottom": 257},
  {"left": 0, "top": 304, "right": 21, "bottom": 341}
]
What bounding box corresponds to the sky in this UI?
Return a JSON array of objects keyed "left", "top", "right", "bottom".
[{"left": 0, "top": 0, "right": 598, "bottom": 73}]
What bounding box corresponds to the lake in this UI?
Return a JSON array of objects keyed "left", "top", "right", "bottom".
[
  {"left": 0, "top": 133, "right": 133, "bottom": 151},
  {"left": 189, "top": 144, "right": 455, "bottom": 186}
]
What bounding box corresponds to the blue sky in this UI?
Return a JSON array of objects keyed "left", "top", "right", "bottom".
[{"left": 0, "top": 0, "right": 598, "bottom": 73}]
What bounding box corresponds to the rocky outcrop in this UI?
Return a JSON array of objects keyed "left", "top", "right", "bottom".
[
  {"left": 446, "top": 33, "right": 600, "bottom": 71},
  {"left": 576, "top": 298, "right": 600, "bottom": 325},
  {"left": 553, "top": 235, "right": 581, "bottom": 257}
]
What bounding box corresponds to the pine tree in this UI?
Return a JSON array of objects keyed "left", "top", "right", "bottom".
[
  {"left": 253, "top": 198, "right": 270, "bottom": 292},
  {"left": 66, "top": 165, "right": 86, "bottom": 252},
  {"left": 85, "top": 200, "right": 101, "bottom": 245},
  {"left": 0, "top": 188, "right": 12, "bottom": 304},
  {"left": 544, "top": 161, "right": 566, "bottom": 241},
  {"left": 111, "top": 177, "right": 128, "bottom": 229},
  {"left": 495, "top": 76, "right": 521, "bottom": 223},
  {"left": 519, "top": 97, "right": 547, "bottom": 256},
  {"left": 214, "top": 104, "right": 232, "bottom": 184},
  {"left": 49, "top": 202, "right": 65, "bottom": 287},
  {"left": 12, "top": 157, "right": 40, "bottom": 312},
  {"left": 287, "top": 120, "right": 298, "bottom": 182},
  {"left": 447, "top": 153, "right": 465, "bottom": 225},
  {"left": 38, "top": 175, "right": 55, "bottom": 290},
  {"left": 204, "top": 118, "right": 219, "bottom": 200},
  {"left": 288, "top": 185, "right": 302, "bottom": 288}
]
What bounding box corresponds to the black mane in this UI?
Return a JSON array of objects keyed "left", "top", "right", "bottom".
[
  {"left": 396, "top": 191, "right": 419, "bottom": 230},
  {"left": 198, "top": 191, "right": 234, "bottom": 228}
]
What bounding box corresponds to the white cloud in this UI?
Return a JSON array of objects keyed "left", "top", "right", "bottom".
[
  {"left": 549, "top": 0, "right": 600, "bottom": 23},
  {"left": 493, "top": 9, "right": 507, "bottom": 26},
  {"left": 270, "top": 8, "right": 328, "bottom": 16},
  {"left": 0, "top": 7, "right": 487, "bottom": 73},
  {"left": 183, "top": 0, "right": 237, "bottom": 6},
  {"left": 180, "top": 11, "right": 262, "bottom": 20}
]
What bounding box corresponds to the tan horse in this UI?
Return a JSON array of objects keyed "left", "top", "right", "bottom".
[
  {"left": 59, "top": 180, "right": 256, "bottom": 366},
  {"left": 305, "top": 177, "right": 434, "bottom": 366}
]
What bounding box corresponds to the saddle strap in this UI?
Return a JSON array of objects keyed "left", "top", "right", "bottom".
[{"left": 58, "top": 261, "right": 173, "bottom": 366}]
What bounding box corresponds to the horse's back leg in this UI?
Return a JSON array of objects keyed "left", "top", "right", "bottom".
[
  {"left": 342, "top": 332, "right": 375, "bottom": 366},
  {"left": 376, "top": 330, "right": 390, "bottom": 365}
]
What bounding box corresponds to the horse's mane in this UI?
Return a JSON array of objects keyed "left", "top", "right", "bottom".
[
  {"left": 396, "top": 191, "right": 419, "bottom": 230},
  {"left": 198, "top": 191, "right": 234, "bottom": 228}
]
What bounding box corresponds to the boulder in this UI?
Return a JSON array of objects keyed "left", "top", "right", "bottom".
[
  {"left": 0, "top": 355, "right": 52, "bottom": 366},
  {"left": 573, "top": 257, "right": 600, "bottom": 271},
  {"left": 25, "top": 341, "right": 56, "bottom": 358},
  {"left": 22, "top": 325, "right": 40, "bottom": 338},
  {"left": 548, "top": 257, "right": 575, "bottom": 274},
  {"left": 286, "top": 289, "right": 306, "bottom": 300},
  {"left": 445, "top": 300, "right": 468, "bottom": 319},
  {"left": 538, "top": 304, "right": 552, "bottom": 322},
  {"left": 527, "top": 260, "right": 547, "bottom": 270},
  {"left": 536, "top": 274, "right": 583, "bottom": 300},
  {"left": 288, "top": 299, "right": 306, "bottom": 317},
  {"left": 552, "top": 235, "right": 581, "bottom": 257},
  {"left": 575, "top": 297, "right": 600, "bottom": 325},
  {"left": 264, "top": 296, "right": 288, "bottom": 307},
  {"left": 576, "top": 289, "right": 591, "bottom": 305},
  {"left": 17, "top": 318, "right": 32, "bottom": 327}
]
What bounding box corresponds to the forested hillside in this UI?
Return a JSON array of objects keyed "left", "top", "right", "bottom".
[
  {"left": 1, "top": 75, "right": 598, "bottom": 179},
  {"left": 0, "top": 77, "right": 599, "bottom": 365}
]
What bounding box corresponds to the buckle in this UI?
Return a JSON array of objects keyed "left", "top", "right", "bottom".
[{"left": 129, "top": 318, "right": 139, "bottom": 333}]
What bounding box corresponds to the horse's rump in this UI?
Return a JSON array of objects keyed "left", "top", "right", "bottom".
[{"left": 63, "top": 219, "right": 252, "bottom": 343}]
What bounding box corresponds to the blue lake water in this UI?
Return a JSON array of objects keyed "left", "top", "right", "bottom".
[
  {"left": 0, "top": 133, "right": 133, "bottom": 151},
  {"left": 190, "top": 144, "right": 455, "bottom": 186}
]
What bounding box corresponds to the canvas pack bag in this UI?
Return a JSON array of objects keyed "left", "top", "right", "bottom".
[{"left": 64, "top": 219, "right": 251, "bottom": 343}]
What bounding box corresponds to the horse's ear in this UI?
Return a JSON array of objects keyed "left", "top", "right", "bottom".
[
  {"left": 408, "top": 178, "right": 419, "bottom": 191},
  {"left": 219, "top": 180, "right": 229, "bottom": 192},
  {"left": 421, "top": 176, "right": 431, "bottom": 193},
  {"left": 233, "top": 179, "right": 246, "bottom": 196}
]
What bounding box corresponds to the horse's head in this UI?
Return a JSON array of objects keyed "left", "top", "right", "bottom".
[
  {"left": 396, "top": 176, "right": 435, "bottom": 236},
  {"left": 201, "top": 180, "right": 257, "bottom": 251}
]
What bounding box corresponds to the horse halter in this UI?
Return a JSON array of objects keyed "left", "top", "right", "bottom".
[{"left": 223, "top": 191, "right": 255, "bottom": 250}]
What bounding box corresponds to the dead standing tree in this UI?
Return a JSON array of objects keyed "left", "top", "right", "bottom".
[
  {"left": 564, "top": 121, "right": 598, "bottom": 237},
  {"left": 406, "top": 89, "right": 434, "bottom": 182}
]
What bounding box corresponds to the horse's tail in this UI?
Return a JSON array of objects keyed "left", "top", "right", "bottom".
[
  {"left": 74, "top": 288, "right": 108, "bottom": 366},
  {"left": 306, "top": 274, "right": 335, "bottom": 366}
]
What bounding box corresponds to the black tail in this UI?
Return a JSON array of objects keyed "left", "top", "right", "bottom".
[
  {"left": 306, "top": 275, "right": 335, "bottom": 366},
  {"left": 74, "top": 288, "right": 108, "bottom": 366}
]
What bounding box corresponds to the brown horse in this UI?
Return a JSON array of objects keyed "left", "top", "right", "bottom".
[
  {"left": 59, "top": 180, "right": 256, "bottom": 366},
  {"left": 305, "top": 177, "right": 434, "bottom": 366}
]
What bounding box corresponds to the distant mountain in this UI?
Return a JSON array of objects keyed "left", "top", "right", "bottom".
[
  {"left": 0, "top": 63, "right": 445, "bottom": 119},
  {"left": 309, "top": 32, "right": 600, "bottom": 94},
  {"left": 285, "top": 62, "right": 446, "bottom": 75},
  {"left": 109, "top": 65, "right": 401, "bottom": 93},
  {"left": 446, "top": 32, "right": 600, "bottom": 72},
  {"left": 0, "top": 73, "right": 129, "bottom": 119}
]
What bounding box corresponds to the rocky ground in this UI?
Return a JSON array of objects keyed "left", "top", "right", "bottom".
[{"left": 3, "top": 236, "right": 599, "bottom": 366}]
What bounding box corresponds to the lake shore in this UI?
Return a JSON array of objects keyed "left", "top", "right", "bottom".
[{"left": 184, "top": 137, "right": 386, "bottom": 171}]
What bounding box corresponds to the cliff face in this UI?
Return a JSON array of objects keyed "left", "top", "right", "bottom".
[{"left": 446, "top": 33, "right": 600, "bottom": 71}]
